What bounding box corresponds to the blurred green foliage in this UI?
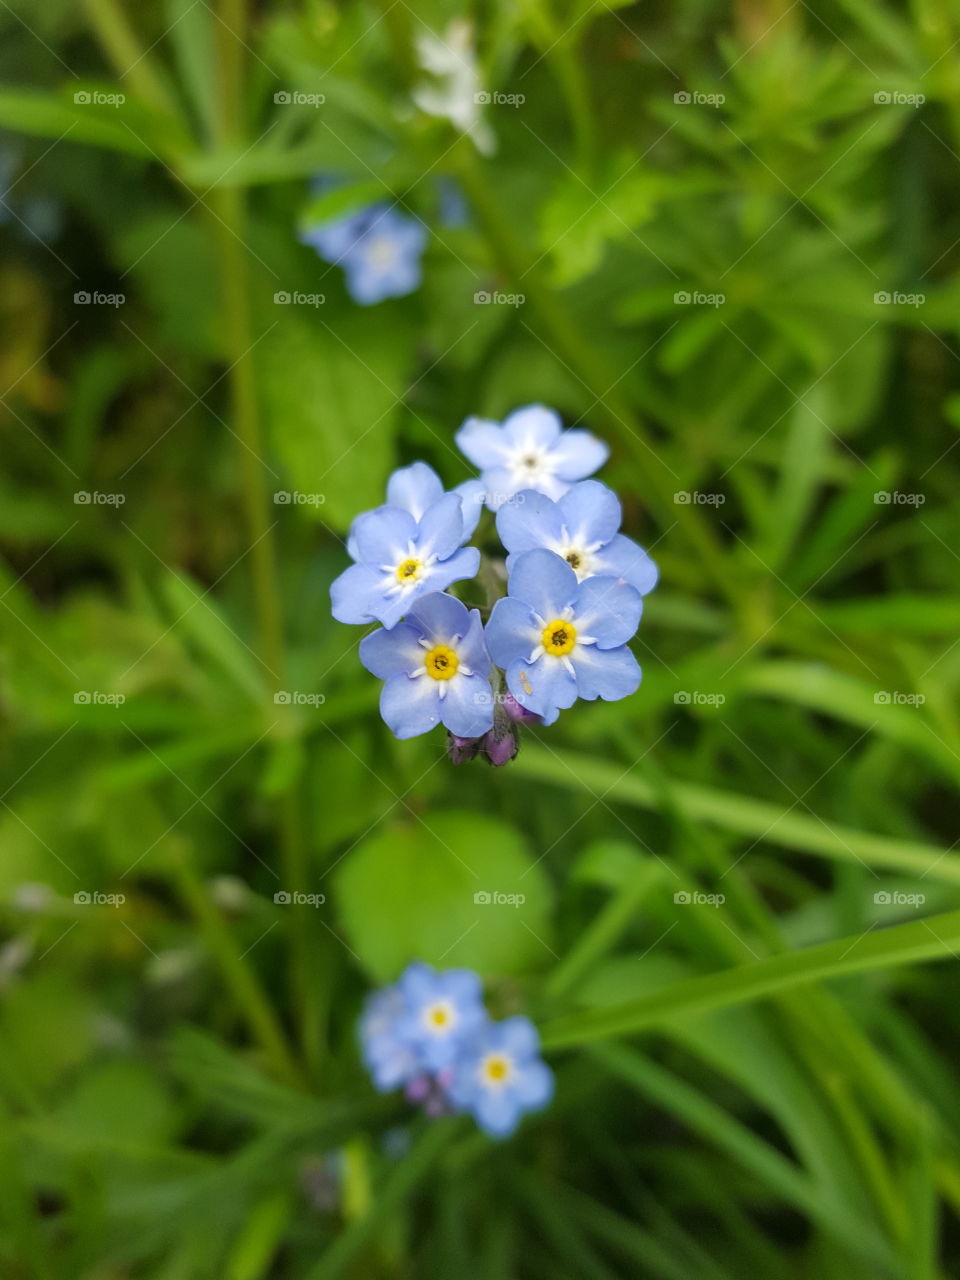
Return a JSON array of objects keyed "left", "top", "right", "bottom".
[{"left": 1, "top": 0, "right": 960, "bottom": 1276}]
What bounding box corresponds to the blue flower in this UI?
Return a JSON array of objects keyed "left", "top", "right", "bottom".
[
  {"left": 359, "top": 985, "right": 422, "bottom": 1092},
  {"left": 485, "top": 549, "right": 643, "bottom": 725},
  {"left": 301, "top": 202, "right": 427, "bottom": 305},
  {"left": 346, "top": 461, "right": 484, "bottom": 560},
  {"left": 331, "top": 495, "right": 480, "bottom": 629},
  {"left": 360, "top": 593, "right": 494, "bottom": 739},
  {"left": 496, "top": 480, "right": 658, "bottom": 595},
  {"left": 448, "top": 1016, "right": 554, "bottom": 1138},
  {"left": 394, "top": 962, "right": 488, "bottom": 1071},
  {"left": 455, "top": 404, "right": 608, "bottom": 510}
]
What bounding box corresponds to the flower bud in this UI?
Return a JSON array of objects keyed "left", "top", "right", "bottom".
[
  {"left": 502, "top": 693, "right": 540, "bottom": 724},
  {"left": 447, "top": 733, "right": 481, "bottom": 764},
  {"left": 483, "top": 726, "right": 518, "bottom": 767}
]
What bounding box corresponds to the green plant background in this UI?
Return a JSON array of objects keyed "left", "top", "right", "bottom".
[{"left": 1, "top": 0, "right": 959, "bottom": 1276}]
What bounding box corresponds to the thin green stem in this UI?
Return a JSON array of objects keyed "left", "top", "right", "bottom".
[{"left": 170, "top": 844, "right": 302, "bottom": 1087}]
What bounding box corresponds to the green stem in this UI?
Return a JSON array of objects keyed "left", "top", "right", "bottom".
[
  {"left": 170, "top": 845, "right": 302, "bottom": 1087},
  {"left": 83, "top": 0, "right": 183, "bottom": 122}
]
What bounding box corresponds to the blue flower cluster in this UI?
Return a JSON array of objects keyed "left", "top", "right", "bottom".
[
  {"left": 359, "top": 962, "right": 553, "bottom": 1139},
  {"left": 329, "top": 405, "right": 658, "bottom": 757}
]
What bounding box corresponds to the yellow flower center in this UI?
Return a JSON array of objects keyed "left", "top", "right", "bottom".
[
  {"left": 396, "top": 557, "right": 422, "bottom": 583},
  {"left": 424, "top": 645, "right": 459, "bottom": 681},
  {"left": 542, "top": 618, "right": 577, "bottom": 656},
  {"left": 565, "top": 550, "right": 581, "bottom": 569},
  {"left": 482, "top": 1053, "right": 513, "bottom": 1084},
  {"left": 429, "top": 1004, "right": 450, "bottom": 1027}
]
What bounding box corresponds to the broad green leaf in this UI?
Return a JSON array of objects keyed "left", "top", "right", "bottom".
[{"left": 332, "top": 810, "right": 555, "bottom": 980}]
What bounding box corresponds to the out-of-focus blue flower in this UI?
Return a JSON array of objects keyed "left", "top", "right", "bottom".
[
  {"left": 485, "top": 549, "right": 642, "bottom": 725},
  {"left": 331, "top": 495, "right": 479, "bottom": 629},
  {"left": 448, "top": 1016, "right": 554, "bottom": 1138},
  {"left": 359, "top": 986, "right": 421, "bottom": 1092},
  {"left": 456, "top": 405, "right": 608, "bottom": 510},
  {"left": 301, "top": 202, "right": 427, "bottom": 305},
  {"left": 395, "top": 961, "right": 488, "bottom": 1071},
  {"left": 360, "top": 593, "right": 494, "bottom": 739},
  {"left": 346, "top": 462, "right": 484, "bottom": 560},
  {"left": 496, "top": 480, "right": 658, "bottom": 596}
]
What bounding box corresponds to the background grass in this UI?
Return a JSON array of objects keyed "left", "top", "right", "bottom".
[{"left": 1, "top": 0, "right": 960, "bottom": 1276}]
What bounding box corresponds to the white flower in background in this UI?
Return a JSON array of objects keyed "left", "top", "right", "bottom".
[{"left": 413, "top": 19, "right": 496, "bottom": 155}]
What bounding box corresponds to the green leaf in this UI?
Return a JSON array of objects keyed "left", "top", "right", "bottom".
[
  {"left": 512, "top": 747, "right": 960, "bottom": 883},
  {"left": 541, "top": 909, "right": 960, "bottom": 1049},
  {"left": 257, "top": 309, "right": 414, "bottom": 531},
  {"left": 332, "top": 810, "right": 555, "bottom": 980}
]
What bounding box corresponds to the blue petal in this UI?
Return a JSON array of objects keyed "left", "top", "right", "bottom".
[
  {"left": 515, "top": 1059, "right": 554, "bottom": 1108},
  {"left": 557, "top": 480, "right": 621, "bottom": 546},
  {"left": 419, "top": 545, "right": 480, "bottom": 596},
  {"left": 474, "top": 1090, "right": 522, "bottom": 1138},
  {"left": 505, "top": 654, "right": 577, "bottom": 721},
  {"left": 507, "top": 549, "right": 579, "bottom": 620},
  {"left": 359, "top": 623, "right": 424, "bottom": 679},
  {"left": 398, "top": 961, "right": 436, "bottom": 1002},
  {"left": 352, "top": 506, "right": 417, "bottom": 564},
  {"left": 501, "top": 405, "right": 562, "bottom": 450},
  {"left": 573, "top": 576, "right": 642, "bottom": 647},
  {"left": 496, "top": 489, "right": 563, "bottom": 555},
  {"left": 440, "top": 969, "right": 483, "bottom": 1005},
  {"left": 475, "top": 464, "right": 521, "bottom": 511},
  {"left": 571, "top": 644, "right": 641, "bottom": 703},
  {"left": 456, "top": 416, "right": 509, "bottom": 468},
  {"left": 550, "top": 428, "right": 608, "bottom": 480},
  {"left": 485, "top": 598, "right": 539, "bottom": 668},
  {"left": 406, "top": 591, "right": 472, "bottom": 644},
  {"left": 439, "top": 673, "right": 495, "bottom": 737},
  {"left": 387, "top": 462, "right": 444, "bottom": 520},
  {"left": 330, "top": 563, "right": 388, "bottom": 624},
  {"left": 380, "top": 674, "right": 443, "bottom": 739},
  {"left": 492, "top": 1016, "right": 540, "bottom": 1059},
  {"left": 454, "top": 479, "right": 486, "bottom": 538},
  {"left": 416, "top": 492, "right": 469, "bottom": 561},
  {"left": 594, "top": 533, "right": 659, "bottom": 595},
  {"left": 459, "top": 605, "right": 492, "bottom": 674}
]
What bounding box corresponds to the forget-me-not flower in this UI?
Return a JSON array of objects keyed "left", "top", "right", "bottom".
[
  {"left": 485, "top": 549, "right": 642, "bottom": 725},
  {"left": 331, "top": 494, "right": 479, "bottom": 629},
  {"left": 360, "top": 593, "right": 494, "bottom": 739},
  {"left": 496, "top": 480, "right": 658, "bottom": 595},
  {"left": 395, "top": 961, "right": 488, "bottom": 1071},
  {"left": 455, "top": 405, "right": 608, "bottom": 510},
  {"left": 346, "top": 461, "right": 484, "bottom": 560},
  {"left": 448, "top": 1016, "right": 554, "bottom": 1138},
  {"left": 301, "top": 202, "right": 427, "bottom": 305}
]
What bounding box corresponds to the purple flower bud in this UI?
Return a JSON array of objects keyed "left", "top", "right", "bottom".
[
  {"left": 483, "top": 726, "right": 518, "bottom": 767},
  {"left": 447, "top": 733, "right": 481, "bottom": 764},
  {"left": 404, "top": 1074, "right": 432, "bottom": 1103},
  {"left": 502, "top": 693, "right": 540, "bottom": 725}
]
